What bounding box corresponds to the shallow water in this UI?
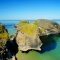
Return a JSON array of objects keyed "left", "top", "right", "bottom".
[{"left": 7, "top": 28, "right": 16, "bottom": 36}]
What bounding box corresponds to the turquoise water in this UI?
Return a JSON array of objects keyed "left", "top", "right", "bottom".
[{"left": 7, "top": 28, "right": 16, "bottom": 36}]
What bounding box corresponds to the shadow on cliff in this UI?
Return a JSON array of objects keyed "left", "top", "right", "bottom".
[
  {"left": 37, "top": 33, "right": 60, "bottom": 54},
  {"left": 0, "top": 36, "right": 18, "bottom": 60},
  {"left": 5, "top": 37, "right": 18, "bottom": 58}
]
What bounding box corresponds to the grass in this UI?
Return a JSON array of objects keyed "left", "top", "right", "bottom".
[
  {"left": 0, "top": 30, "right": 9, "bottom": 39},
  {"left": 19, "top": 23, "right": 38, "bottom": 36},
  {"left": 18, "top": 20, "right": 29, "bottom": 26},
  {"left": 0, "top": 23, "right": 9, "bottom": 48}
]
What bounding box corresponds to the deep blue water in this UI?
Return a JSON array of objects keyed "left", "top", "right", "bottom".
[
  {"left": 0, "top": 20, "right": 60, "bottom": 29},
  {"left": 0, "top": 20, "right": 33, "bottom": 29},
  {"left": 0, "top": 20, "right": 20, "bottom": 29},
  {"left": 52, "top": 20, "right": 60, "bottom": 23}
]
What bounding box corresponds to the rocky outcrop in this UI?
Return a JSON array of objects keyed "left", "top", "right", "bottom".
[
  {"left": 0, "top": 23, "right": 9, "bottom": 60},
  {"left": 33, "top": 19, "right": 60, "bottom": 36},
  {"left": 15, "top": 23, "right": 42, "bottom": 51},
  {"left": 14, "top": 20, "right": 29, "bottom": 28},
  {"left": 0, "top": 23, "right": 9, "bottom": 49},
  {"left": 14, "top": 19, "right": 60, "bottom": 51},
  {"left": 14, "top": 20, "right": 42, "bottom": 51}
]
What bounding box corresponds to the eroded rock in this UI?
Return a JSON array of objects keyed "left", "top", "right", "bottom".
[
  {"left": 0, "top": 23, "right": 9, "bottom": 60},
  {"left": 16, "top": 23, "right": 42, "bottom": 51},
  {"left": 33, "top": 19, "right": 60, "bottom": 36},
  {"left": 0, "top": 23, "right": 9, "bottom": 49}
]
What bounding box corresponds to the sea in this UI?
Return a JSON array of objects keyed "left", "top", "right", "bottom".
[{"left": 0, "top": 20, "right": 60, "bottom": 60}]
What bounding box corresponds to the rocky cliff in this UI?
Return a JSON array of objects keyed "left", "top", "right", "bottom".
[
  {"left": 0, "top": 23, "right": 9, "bottom": 49},
  {"left": 0, "top": 23, "right": 9, "bottom": 60},
  {"left": 16, "top": 23, "right": 42, "bottom": 51}
]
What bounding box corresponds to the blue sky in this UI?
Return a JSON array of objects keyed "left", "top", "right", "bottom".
[{"left": 0, "top": 0, "right": 60, "bottom": 20}]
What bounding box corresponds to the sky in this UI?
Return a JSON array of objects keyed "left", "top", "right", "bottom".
[{"left": 0, "top": 0, "right": 60, "bottom": 20}]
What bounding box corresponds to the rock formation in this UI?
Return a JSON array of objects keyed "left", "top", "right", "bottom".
[
  {"left": 16, "top": 24, "right": 42, "bottom": 51},
  {"left": 0, "top": 23, "right": 9, "bottom": 60},
  {"left": 33, "top": 19, "right": 60, "bottom": 36},
  {"left": 14, "top": 19, "right": 60, "bottom": 51},
  {"left": 0, "top": 23, "right": 17, "bottom": 60},
  {"left": 0, "top": 23, "right": 9, "bottom": 50}
]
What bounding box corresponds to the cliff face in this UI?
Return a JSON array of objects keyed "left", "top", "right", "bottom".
[
  {"left": 16, "top": 23, "right": 42, "bottom": 51},
  {"left": 0, "top": 23, "right": 9, "bottom": 49},
  {"left": 0, "top": 23, "right": 9, "bottom": 60},
  {"left": 14, "top": 19, "right": 60, "bottom": 51}
]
